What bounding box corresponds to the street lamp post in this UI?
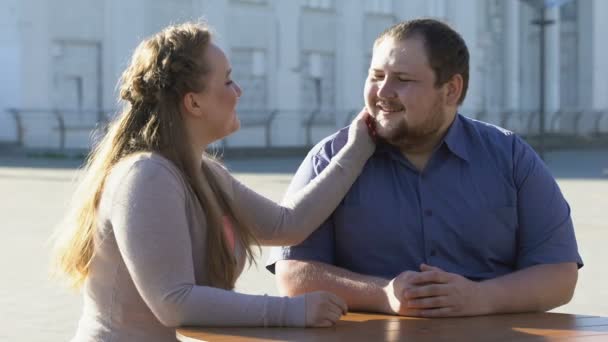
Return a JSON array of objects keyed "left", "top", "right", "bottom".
[
  {"left": 531, "top": 8, "right": 554, "bottom": 160},
  {"left": 521, "top": 0, "right": 571, "bottom": 160}
]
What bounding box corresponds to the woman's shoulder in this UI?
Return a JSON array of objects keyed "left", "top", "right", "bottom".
[
  {"left": 108, "top": 152, "right": 188, "bottom": 195},
  {"left": 97, "top": 153, "right": 189, "bottom": 231},
  {"left": 115, "top": 152, "right": 182, "bottom": 176}
]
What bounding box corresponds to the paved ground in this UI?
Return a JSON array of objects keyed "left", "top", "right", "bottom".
[{"left": 0, "top": 149, "right": 607, "bottom": 341}]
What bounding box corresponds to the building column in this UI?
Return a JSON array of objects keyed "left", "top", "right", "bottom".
[
  {"left": 393, "top": 0, "right": 426, "bottom": 21},
  {"left": 200, "top": 0, "right": 228, "bottom": 50},
  {"left": 0, "top": 0, "right": 21, "bottom": 141},
  {"left": 336, "top": 0, "right": 364, "bottom": 126},
  {"left": 21, "top": 0, "right": 51, "bottom": 110},
  {"left": 271, "top": 0, "right": 302, "bottom": 146},
  {"left": 20, "top": 0, "right": 52, "bottom": 147},
  {"left": 544, "top": 7, "right": 560, "bottom": 116},
  {"left": 103, "top": 0, "right": 146, "bottom": 109},
  {"left": 590, "top": 0, "right": 608, "bottom": 110},
  {"left": 577, "top": 0, "right": 592, "bottom": 109},
  {"left": 447, "top": 0, "right": 482, "bottom": 116},
  {"left": 503, "top": 0, "right": 520, "bottom": 112},
  {"left": 578, "top": 0, "right": 608, "bottom": 110},
  {"left": 428, "top": 0, "right": 447, "bottom": 19}
]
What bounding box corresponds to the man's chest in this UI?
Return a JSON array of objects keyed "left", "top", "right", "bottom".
[{"left": 330, "top": 160, "right": 519, "bottom": 277}]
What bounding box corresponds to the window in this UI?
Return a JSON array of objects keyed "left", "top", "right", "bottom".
[
  {"left": 560, "top": 0, "right": 577, "bottom": 21},
  {"left": 365, "top": 0, "right": 392, "bottom": 15},
  {"left": 303, "top": 0, "right": 333, "bottom": 10},
  {"left": 232, "top": 0, "right": 266, "bottom": 4},
  {"left": 560, "top": 1, "right": 578, "bottom": 109},
  {"left": 231, "top": 49, "right": 268, "bottom": 113},
  {"left": 301, "top": 52, "right": 335, "bottom": 116}
]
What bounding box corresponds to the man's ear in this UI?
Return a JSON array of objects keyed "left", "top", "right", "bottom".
[
  {"left": 182, "top": 92, "right": 204, "bottom": 117},
  {"left": 444, "top": 74, "right": 464, "bottom": 106}
]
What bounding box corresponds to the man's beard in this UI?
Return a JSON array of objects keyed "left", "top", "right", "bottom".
[{"left": 374, "top": 97, "right": 446, "bottom": 148}]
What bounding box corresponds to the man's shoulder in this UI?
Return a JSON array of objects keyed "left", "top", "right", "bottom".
[
  {"left": 461, "top": 115, "right": 515, "bottom": 141},
  {"left": 307, "top": 126, "right": 350, "bottom": 162},
  {"left": 459, "top": 115, "right": 520, "bottom": 155},
  {"left": 455, "top": 114, "right": 530, "bottom": 178}
]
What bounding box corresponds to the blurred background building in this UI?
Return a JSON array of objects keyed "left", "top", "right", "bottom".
[{"left": 1, "top": 0, "right": 607, "bottom": 150}]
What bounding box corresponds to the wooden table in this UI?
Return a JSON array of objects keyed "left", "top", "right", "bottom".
[{"left": 176, "top": 312, "right": 608, "bottom": 341}]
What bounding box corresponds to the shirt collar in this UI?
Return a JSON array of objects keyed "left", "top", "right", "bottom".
[
  {"left": 442, "top": 114, "right": 470, "bottom": 162},
  {"left": 374, "top": 113, "right": 470, "bottom": 162}
]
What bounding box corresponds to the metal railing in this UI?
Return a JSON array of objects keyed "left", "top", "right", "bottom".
[
  {"left": 4, "top": 108, "right": 113, "bottom": 149},
  {"left": 3, "top": 107, "right": 608, "bottom": 151},
  {"left": 224, "top": 109, "right": 278, "bottom": 148},
  {"left": 303, "top": 109, "right": 339, "bottom": 146},
  {"left": 6, "top": 108, "right": 24, "bottom": 146}
]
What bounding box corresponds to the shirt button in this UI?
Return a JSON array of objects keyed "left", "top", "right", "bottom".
[{"left": 424, "top": 209, "right": 433, "bottom": 217}]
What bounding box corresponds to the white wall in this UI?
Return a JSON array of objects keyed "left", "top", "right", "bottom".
[{"left": 3, "top": 0, "right": 606, "bottom": 148}]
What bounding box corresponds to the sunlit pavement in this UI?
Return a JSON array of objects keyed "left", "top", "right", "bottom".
[{"left": 0, "top": 149, "right": 606, "bottom": 341}]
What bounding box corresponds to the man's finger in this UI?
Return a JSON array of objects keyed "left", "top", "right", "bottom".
[
  {"left": 409, "top": 270, "right": 450, "bottom": 285},
  {"left": 403, "top": 283, "right": 448, "bottom": 300},
  {"left": 420, "top": 263, "right": 443, "bottom": 272},
  {"left": 406, "top": 295, "right": 449, "bottom": 309},
  {"left": 419, "top": 306, "right": 454, "bottom": 318}
]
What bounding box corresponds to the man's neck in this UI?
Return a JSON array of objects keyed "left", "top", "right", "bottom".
[
  {"left": 398, "top": 113, "right": 457, "bottom": 172},
  {"left": 399, "top": 140, "right": 438, "bottom": 172}
]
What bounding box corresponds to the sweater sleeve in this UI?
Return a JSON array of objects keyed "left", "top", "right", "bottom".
[
  {"left": 219, "top": 132, "right": 375, "bottom": 246},
  {"left": 110, "top": 158, "right": 306, "bottom": 327}
]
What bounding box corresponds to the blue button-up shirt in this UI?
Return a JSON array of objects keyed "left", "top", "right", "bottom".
[{"left": 267, "top": 114, "right": 583, "bottom": 281}]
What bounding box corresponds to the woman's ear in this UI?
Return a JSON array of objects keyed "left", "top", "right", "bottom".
[
  {"left": 444, "top": 74, "right": 463, "bottom": 106},
  {"left": 182, "top": 92, "right": 205, "bottom": 117}
]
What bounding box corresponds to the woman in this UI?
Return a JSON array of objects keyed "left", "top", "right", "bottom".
[{"left": 51, "top": 22, "right": 375, "bottom": 341}]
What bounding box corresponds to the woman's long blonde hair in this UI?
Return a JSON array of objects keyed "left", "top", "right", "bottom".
[{"left": 51, "top": 22, "right": 258, "bottom": 290}]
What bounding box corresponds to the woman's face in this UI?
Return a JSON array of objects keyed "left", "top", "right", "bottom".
[{"left": 192, "top": 43, "right": 242, "bottom": 142}]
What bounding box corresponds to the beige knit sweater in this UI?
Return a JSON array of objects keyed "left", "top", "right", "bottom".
[{"left": 71, "top": 135, "right": 374, "bottom": 341}]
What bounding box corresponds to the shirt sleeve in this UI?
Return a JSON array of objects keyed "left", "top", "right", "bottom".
[
  {"left": 265, "top": 151, "right": 338, "bottom": 274},
  {"left": 513, "top": 137, "right": 584, "bottom": 270},
  {"left": 110, "top": 159, "right": 305, "bottom": 328}
]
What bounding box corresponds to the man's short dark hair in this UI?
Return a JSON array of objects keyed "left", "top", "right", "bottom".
[{"left": 375, "top": 19, "right": 470, "bottom": 105}]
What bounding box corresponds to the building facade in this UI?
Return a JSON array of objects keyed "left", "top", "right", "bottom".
[{"left": 1, "top": 0, "right": 607, "bottom": 149}]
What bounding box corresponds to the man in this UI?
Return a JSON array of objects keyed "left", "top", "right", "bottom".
[{"left": 266, "top": 19, "right": 582, "bottom": 317}]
